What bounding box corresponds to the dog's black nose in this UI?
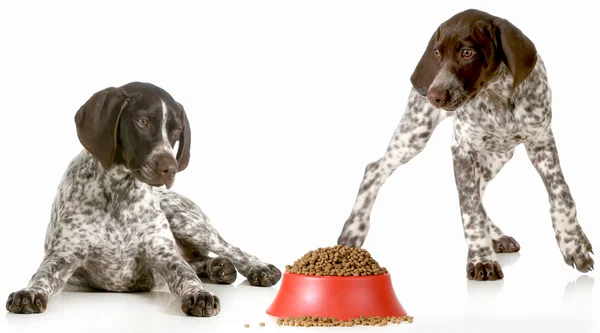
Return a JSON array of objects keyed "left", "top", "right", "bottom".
[
  {"left": 427, "top": 87, "right": 450, "bottom": 108},
  {"left": 156, "top": 155, "right": 177, "bottom": 178}
]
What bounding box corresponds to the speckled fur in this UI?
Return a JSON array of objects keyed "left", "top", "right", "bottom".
[
  {"left": 6, "top": 86, "right": 281, "bottom": 316},
  {"left": 338, "top": 57, "right": 594, "bottom": 277}
]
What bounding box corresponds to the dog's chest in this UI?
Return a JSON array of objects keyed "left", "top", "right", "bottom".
[
  {"left": 91, "top": 207, "right": 159, "bottom": 260},
  {"left": 454, "top": 94, "right": 551, "bottom": 153},
  {"left": 57, "top": 156, "right": 172, "bottom": 291},
  {"left": 75, "top": 222, "right": 163, "bottom": 292},
  {"left": 454, "top": 105, "right": 525, "bottom": 152},
  {"left": 81, "top": 190, "right": 168, "bottom": 290}
]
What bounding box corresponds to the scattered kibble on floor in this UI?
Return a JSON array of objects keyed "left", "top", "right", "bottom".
[
  {"left": 244, "top": 324, "right": 250, "bottom": 328},
  {"left": 276, "top": 315, "right": 414, "bottom": 327},
  {"left": 259, "top": 322, "right": 266, "bottom": 327}
]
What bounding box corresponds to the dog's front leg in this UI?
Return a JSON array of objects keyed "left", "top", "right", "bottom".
[
  {"left": 6, "top": 251, "right": 84, "bottom": 314},
  {"left": 452, "top": 140, "right": 503, "bottom": 281},
  {"left": 526, "top": 132, "right": 593, "bottom": 272},
  {"left": 337, "top": 89, "right": 450, "bottom": 247},
  {"left": 144, "top": 231, "right": 220, "bottom": 317}
]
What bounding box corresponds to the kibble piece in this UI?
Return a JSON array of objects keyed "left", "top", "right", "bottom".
[
  {"left": 259, "top": 322, "right": 265, "bottom": 327},
  {"left": 244, "top": 324, "right": 250, "bottom": 328}
]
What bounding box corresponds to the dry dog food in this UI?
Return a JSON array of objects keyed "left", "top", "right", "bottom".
[
  {"left": 276, "top": 315, "right": 413, "bottom": 327},
  {"left": 244, "top": 324, "right": 250, "bottom": 328},
  {"left": 259, "top": 322, "right": 265, "bottom": 327},
  {"left": 285, "top": 245, "right": 387, "bottom": 276}
]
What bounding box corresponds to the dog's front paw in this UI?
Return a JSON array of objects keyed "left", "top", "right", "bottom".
[
  {"left": 6, "top": 289, "right": 48, "bottom": 314},
  {"left": 246, "top": 264, "right": 281, "bottom": 287},
  {"left": 466, "top": 261, "right": 504, "bottom": 281},
  {"left": 337, "top": 232, "right": 366, "bottom": 248},
  {"left": 337, "top": 214, "right": 368, "bottom": 248},
  {"left": 493, "top": 235, "right": 520, "bottom": 253},
  {"left": 208, "top": 257, "right": 237, "bottom": 284},
  {"left": 181, "top": 290, "right": 220, "bottom": 317},
  {"left": 561, "top": 234, "right": 594, "bottom": 273}
]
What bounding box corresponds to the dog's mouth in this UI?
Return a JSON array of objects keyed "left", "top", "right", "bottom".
[
  {"left": 438, "top": 101, "right": 463, "bottom": 112},
  {"left": 427, "top": 85, "right": 471, "bottom": 111},
  {"left": 441, "top": 104, "right": 460, "bottom": 111},
  {"left": 133, "top": 168, "right": 176, "bottom": 189},
  {"left": 442, "top": 92, "right": 472, "bottom": 111}
]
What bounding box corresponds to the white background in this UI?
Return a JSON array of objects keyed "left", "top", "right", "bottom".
[{"left": 0, "top": 1, "right": 598, "bottom": 332}]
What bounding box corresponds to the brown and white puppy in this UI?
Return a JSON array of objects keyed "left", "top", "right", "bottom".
[
  {"left": 6, "top": 82, "right": 281, "bottom": 315},
  {"left": 338, "top": 9, "right": 593, "bottom": 281}
]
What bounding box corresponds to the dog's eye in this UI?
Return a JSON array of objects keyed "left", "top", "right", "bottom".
[
  {"left": 136, "top": 118, "right": 149, "bottom": 128},
  {"left": 461, "top": 49, "right": 475, "bottom": 59},
  {"left": 434, "top": 48, "right": 441, "bottom": 57}
]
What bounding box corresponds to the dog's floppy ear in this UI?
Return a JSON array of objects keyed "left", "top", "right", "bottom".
[
  {"left": 410, "top": 28, "right": 440, "bottom": 96},
  {"left": 175, "top": 102, "right": 191, "bottom": 172},
  {"left": 74, "top": 87, "right": 137, "bottom": 170},
  {"left": 492, "top": 18, "right": 537, "bottom": 94}
]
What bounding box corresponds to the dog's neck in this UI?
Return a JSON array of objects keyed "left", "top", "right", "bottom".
[
  {"left": 80, "top": 150, "right": 153, "bottom": 204},
  {"left": 477, "top": 54, "right": 542, "bottom": 109},
  {"left": 476, "top": 63, "right": 514, "bottom": 108}
]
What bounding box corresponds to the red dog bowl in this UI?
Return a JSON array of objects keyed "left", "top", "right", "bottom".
[{"left": 266, "top": 272, "right": 407, "bottom": 321}]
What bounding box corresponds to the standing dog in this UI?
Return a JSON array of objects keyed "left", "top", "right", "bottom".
[
  {"left": 337, "top": 9, "right": 593, "bottom": 280},
  {"left": 6, "top": 82, "right": 281, "bottom": 315}
]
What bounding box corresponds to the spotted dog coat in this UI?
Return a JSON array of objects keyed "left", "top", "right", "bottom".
[
  {"left": 338, "top": 9, "right": 593, "bottom": 280},
  {"left": 6, "top": 82, "right": 281, "bottom": 315}
]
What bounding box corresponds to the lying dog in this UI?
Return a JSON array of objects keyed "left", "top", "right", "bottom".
[
  {"left": 337, "top": 9, "right": 594, "bottom": 280},
  {"left": 6, "top": 82, "right": 281, "bottom": 315}
]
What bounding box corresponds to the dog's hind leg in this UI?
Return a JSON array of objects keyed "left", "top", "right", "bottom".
[
  {"left": 188, "top": 254, "right": 238, "bottom": 285},
  {"left": 477, "top": 149, "right": 521, "bottom": 253},
  {"left": 159, "top": 190, "right": 281, "bottom": 287},
  {"left": 175, "top": 243, "right": 237, "bottom": 284}
]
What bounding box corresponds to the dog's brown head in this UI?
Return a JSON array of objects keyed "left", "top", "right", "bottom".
[
  {"left": 410, "top": 9, "right": 537, "bottom": 111},
  {"left": 74, "top": 82, "right": 191, "bottom": 189}
]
